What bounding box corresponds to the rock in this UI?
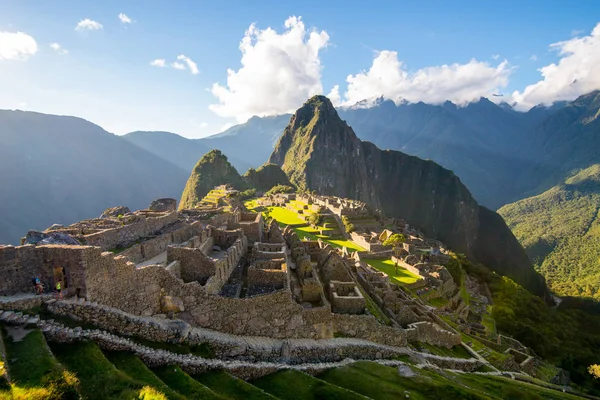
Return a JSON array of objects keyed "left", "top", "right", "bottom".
[
  {"left": 100, "top": 206, "right": 131, "bottom": 219},
  {"left": 212, "top": 246, "right": 222, "bottom": 252},
  {"left": 46, "top": 224, "right": 64, "bottom": 231},
  {"left": 149, "top": 198, "right": 177, "bottom": 212},
  {"left": 160, "top": 296, "right": 185, "bottom": 314},
  {"left": 397, "top": 364, "right": 416, "bottom": 377},
  {"left": 24, "top": 230, "right": 80, "bottom": 246}
]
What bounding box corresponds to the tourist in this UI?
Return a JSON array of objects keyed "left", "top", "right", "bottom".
[{"left": 55, "top": 280, "right": 63, "bottom": 299}]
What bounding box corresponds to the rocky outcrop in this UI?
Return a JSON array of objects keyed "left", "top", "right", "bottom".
[
  {"left": 242, "top": 163, "right": 292, "bottom": 192},
  {"left": 149, "top": 198, "right": 177, "bottom": 212},
  {"left": 24, "top": 230, "right": 79, "bottom": 246},
  {"left": 100, "top": 206, "right": 131, "bottom": 219},
  {"left": 270, "top": 96, "right": 547, "bottom": 296}
]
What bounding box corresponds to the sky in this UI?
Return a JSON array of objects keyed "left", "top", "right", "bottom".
[{"left": 1, "top": 0, "right": 599, "bottom": 138}]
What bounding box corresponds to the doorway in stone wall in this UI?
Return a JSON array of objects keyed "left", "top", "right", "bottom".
[{"left": 52, "top": 266, "right": 68, "bottom": 290}]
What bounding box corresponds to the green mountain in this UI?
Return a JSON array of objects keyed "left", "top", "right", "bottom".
[
  {"left": 179, "top": 150, "right": 289, "bottom": 209},
  {"left": 0, "top": 110, "right": 189, "bottom": 245},
  {"left": 179, "top": 150, "right": 244, "bottom": 209},
  {"left": 269, "top": 95, "right": 547, "bottom": 296},
  {"left": 499, "top": 164, "right": 600, "bottom": 300}
]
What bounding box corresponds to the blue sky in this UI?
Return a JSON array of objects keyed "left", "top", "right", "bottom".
[{"left": 1, "top": 0, "right": 599, "bottom": 138}]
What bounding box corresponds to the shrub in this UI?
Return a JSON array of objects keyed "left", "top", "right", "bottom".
[
  {"left": 308, "top": 212, "right": 321, "bottom": 227},
  {"left": 342, "top": 216, "right": 355, "bottom": 233},
  {"left": 383, "top": 233, "right": 406, "bottom": 247},
  {"left": 239, "top": 188, "right": 257, "bottom": 200},
  {"left": 590, "top": 364, "right": 600, "bottom": 379},
  {"left": 265, "top": 184, "right": 294, "bottom": 196}
]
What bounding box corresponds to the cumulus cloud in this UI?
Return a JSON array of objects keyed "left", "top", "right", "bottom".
[
  {"left": 339, "top": 50, "right": 511, "bottom": 106},
  {"left": 0, "top": 31, "right": 38, "bottom": 60},
  {"left": 177, "top": 54, "right": 199, "bottom": 74},
  {"left": 75, "top": 19, "right": 103, "bottom": 31},
  {"left": 209, "top": 16, "right": 330, "bottom": 121},
  {"left": 118, "top": 13, "right": 132, "bottom": 24},
  {"left": 49, "top": 42, "right": 68, "bottom": 54},
  {"left": 512, "top": 23, "right": 600, "bottom": 110},
  {"left": 171, "top": 61, "right": 186, "bottom": 70},
  {"left": 150, "top": 58, "right": 166, "bottom": 67}
]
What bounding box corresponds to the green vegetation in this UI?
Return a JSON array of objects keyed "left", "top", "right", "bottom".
[
  {"left": 364, "top": 258, "right": 422, "bottom": 285},
  {"left": 356, "top": 284, "right": 392, "bottom": 325},
  {"left": 428, "top": 296, "right": 448, "bottom": 308},
  {"left": 2, "top": 327, "right": 78, "bottom": 400},
  {"left": 194, "top": 370, "right": 277, "bottom": 400},
  {"left": 50, "top": 341, "right": 146, "bottom": 399},
  {"left": 307, "top": 211, "right": 321, "bottom": 227},
  {"left": 499, "top": 164, "right": 600, "bottom": 300},
  {"left": 416, "top": 342, "right": 472, "bottom": 359},
  {"left": 104, "top": 351, "right": 185, "bottom": 400},
  {"left": 590, "top": 364, "right": 600, "bottom": 379},
  {"left": 251, "top": 369, "right": 367, "bottom": 400},
  {"left": 264, "top": 184, "right": 295, "bottom": 196},
  {"left": 453, "top": 252, "right": 600, "bottom": 394},
  {"left": 179, "top": 149, "right": 243, "bottom": 210},
  {"left": 318, "top": 361, "right": 582, "bottom": 400},
  {"left": 242, "top": 163, "right": 291, "bottom": 192},
  {"left": 152, "top": 365, "right": 224, "bottom": 399},
  {"left": 382, "top": 233, "right": 406, "bottom": 247},
  {"left": 265, "top": 206, "right": 306, "bottom": 226},
  {"left": 239, "top": 188, "right": 257, "bottom": 200},
  {"left": 341, "top": 215, "right": 355, "bottom": 233}
]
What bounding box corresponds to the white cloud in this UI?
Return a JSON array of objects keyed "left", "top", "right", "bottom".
[
  {"left": 209, "top": 16, "right": 330, "bottom": 122},
  {"left": 75, "top": 19, "right": 103, "bottom": 31},
  {"left": 512, "top": 23, "right": 600, "bottom": 110},
  {"left": 118, "top": 13, "right": 132, "bottom": 24},
  {"left": 49, "top": 42, "right": 68, "bottom": 54},
  {"left": 200, "top": 122, "right": 209, "bottom": 128},
  {"left": 177, "top": 54, "right": 199, "bottom": 74},
  {"left": 530, "top": 54, "right": 537, "bottom": 61},
  {"left": 571, "top": 29, "right": 584, "bottom": 37},
  {"left": 0, "top": 31, "right": 38, "bottom": 60},
  {"left": 327, "top": 85, "right": 341, "bottom": 106},
  {"left": 150, "top": 58, "right": 166, "bottom": 67},
  {"left": 171, "top": 61, "right": 186, "bottom": 70},
  {"left": 492, "top": 54, "right": 500, "bottom": 60},
  {"left": 339, "top": 50, "right": 511, "bottom": 106}
]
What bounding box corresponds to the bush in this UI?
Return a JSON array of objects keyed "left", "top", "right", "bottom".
[
  {"left": 239, "top": 188, "right": 257, "bottom": 200},
  {"left": 382, "top": 233, "right": 405, "bottom": 247},
  {"left": 308, "top": 212, "right": 321, "bottom": 227},
  {"left": 265, "top": 184, "right": 294, "bottom": 196},
  {"left": 342, "top": 216, "right": 355, "bottom": 233}
]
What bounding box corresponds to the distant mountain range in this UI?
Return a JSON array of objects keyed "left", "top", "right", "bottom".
[
  {"left": 0, "top": 111, "right": 189, "bottom": 244},
  {"left": 124, "top": 94, "right": 598, "bottom": 210}
]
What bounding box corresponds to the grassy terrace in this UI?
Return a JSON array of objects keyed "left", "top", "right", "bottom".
[
  {"left": 245, "top": 201, "right": 366, "bottom": 252},
  {"left": 364, "top": 258, "right": 422, "bottom": 285}
]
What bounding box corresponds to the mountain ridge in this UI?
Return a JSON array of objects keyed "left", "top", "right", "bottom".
[{"left": 269, "top": 95, "right": 547, "bottom": 296}]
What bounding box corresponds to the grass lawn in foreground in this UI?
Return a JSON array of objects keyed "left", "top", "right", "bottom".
[{"left": 364, "top": 258, "right": 422, "bottom": 285}]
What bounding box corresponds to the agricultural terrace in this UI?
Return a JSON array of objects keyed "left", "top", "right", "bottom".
[
  {"left": 364, "top": 258, "right": 422, "bottom": 285},
  {"left": 244, "top": 199, "right": 365, "bottom": 252}
]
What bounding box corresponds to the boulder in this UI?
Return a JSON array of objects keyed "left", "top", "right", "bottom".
[
  {"left": 24, "top": 230, "right": 80, "bottom": 246},
  {"left": 100, "top": 206, "right": 131, "bottom": 219},
  {"left": 149, "top": 198, "right": 177, "bottom": 212},
  {"left": 160, "top": 296, "right": 185, "bottom": 314}
]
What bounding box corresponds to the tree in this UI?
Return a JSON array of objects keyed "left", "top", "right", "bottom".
[
  {"left": 308, "top": 212, "right": 321, "bottom": 227},
  {"left": 589, "top": 364, "right": 600, "bottom": 379},
  {"left": 341, "top": 216, "right": 355, "bottom": 233},
  {"left": 383, "top": 233, "right": 406, "bottom": 247}
]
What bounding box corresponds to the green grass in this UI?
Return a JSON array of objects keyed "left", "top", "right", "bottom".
[
  {"left": 153, "top": 365, "right": 224, "bottom": 399},
  {"left": 194, "top": 370, "right": 277, "bottom": 400},
  {"left": 364, "top": 258, "right": 422, "bottom": 285},
  {"left": 417, "top": 342, "right": 473, "bottom": 359},
  {"left": 266, "top": 206, "right": 307, "bottom": 225},
  {"left": 428, "top": 296, "right": 448, "bottom": 308},
  {"left": 2, "top": 327, "right": 78, "bottom": 400},
  {"left": 244, "top": 199, "right": 260, "bottom": 211},
  {"left": 319, "top": 361, "right": 583, "bottom": 400},
  {"left": 50, "top": 341, "right": 150, "bottom": 400},
  {"left": 481, "top": 308, "right": 497, "bottom": 336},
  {"left": 318, "top": 361, "right": 483, "bottom": 400},
  {"left": 104, "top": 351, "right": 185, "bottom": 400},
  {"left": 251, "top": 369, "right": 367, "bottom": 400}
]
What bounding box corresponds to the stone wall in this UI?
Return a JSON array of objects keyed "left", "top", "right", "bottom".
[
  {"left": 247, "top": 259, "right": 287, "bottom": 289},
  {"left": 330, "top": 281, "right": 365, "bottom": 314},
  {"left": 83, "top": 212, "right": 179, "bottom": 250},
  {"left": 167, "top": 246, "right": 216, "bottom": 284},
  {"left": 236, "top": 213, "right": 263, "bottom": 244},
  {"left": 405, "top": 321, "right": 462, "bottom": 349}
]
